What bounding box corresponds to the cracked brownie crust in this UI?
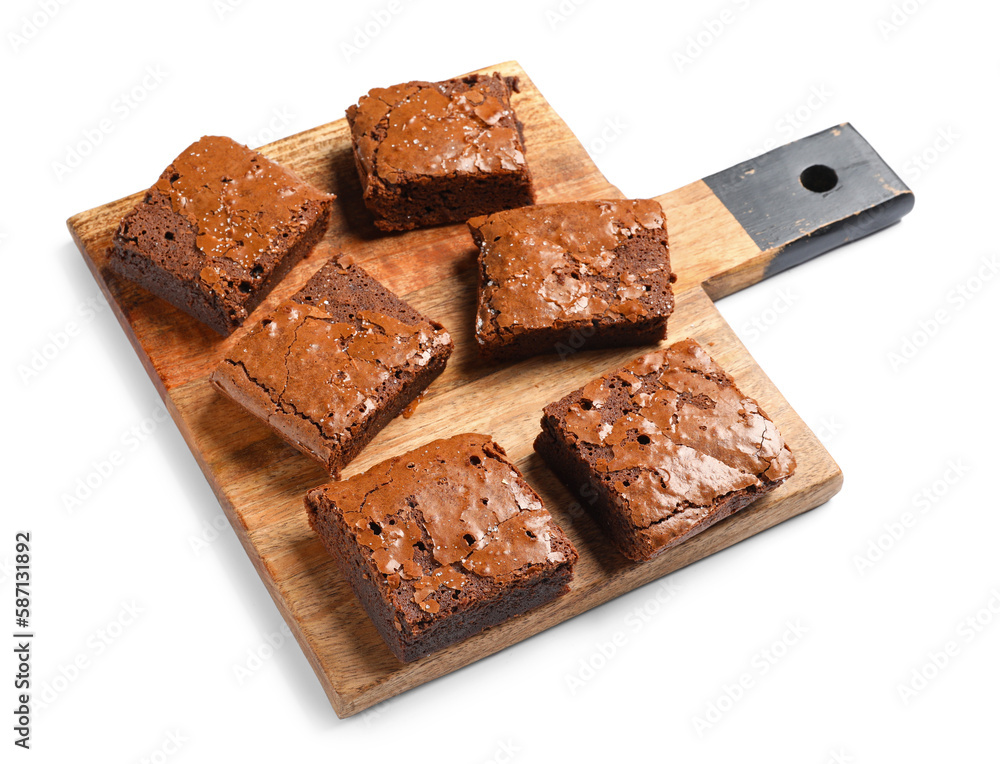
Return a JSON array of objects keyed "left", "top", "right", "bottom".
[
  {"left": 110, "top": 135, "right": 335, "bottom": 335},
  {"left": 210, "top": 257, "right": 453, "bottom": 477},
  {"left": 346, "top": 73, "right": 535, "bottom": 231},
  {"left": 306, "top": 433, "right": 578, "bottom": 662},
  {"left": 469, "top": 199, "right": 675, "bottom": 362},
  {"left": 534, "top": 340, "right": 795, "bottom": 561}
]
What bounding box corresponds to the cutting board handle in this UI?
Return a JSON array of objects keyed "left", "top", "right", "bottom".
[{"left": 700, "top": 122, "right": 914, "bottom": 286}]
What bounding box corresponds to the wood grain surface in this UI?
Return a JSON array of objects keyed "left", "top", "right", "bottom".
[{"left": 67, "top": 61, "right": 842, "bottom": 718}]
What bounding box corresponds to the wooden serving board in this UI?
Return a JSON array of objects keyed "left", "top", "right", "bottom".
[{"left": 67, "top": 61, "right": 912, "bottom": 718}]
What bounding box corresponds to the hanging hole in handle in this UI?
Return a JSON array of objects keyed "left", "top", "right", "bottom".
[{"left": 800, "top": 164, "right": 839, "bottom": 193}]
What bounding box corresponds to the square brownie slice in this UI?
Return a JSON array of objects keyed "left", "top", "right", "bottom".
[
  {"left": 535, "top": 340, "right": 796, "bottom": 562},
  {"left": 110, "top": 135, "right": 335, "bottom": 336},
  {"left": 469, "top": 199, "right": 675, "bottom": 362},
  {"left": 346, "top": 73, "right": 535, "bottom": 231},
  {"left": 305, "top": 433, "right": 578, "bottom": 663},
  {"left": 210, "top": 257, "right": 453, "bottom": 477}
]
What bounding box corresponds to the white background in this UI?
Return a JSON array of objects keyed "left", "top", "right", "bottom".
[{"left": 3, "top": 0, "right": 997, "bottom": 760}]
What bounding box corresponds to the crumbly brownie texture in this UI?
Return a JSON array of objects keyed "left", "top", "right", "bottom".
[
  {"left": 346, "top": 73, "right": 535, "bottom": 231},
  {"left": 469, "top": 200, "right": 675, "bottom": 362},
  {"left": 210, "top": 258, "right": 453, "bottom": 477},
  {"left": 110, "top": 135, "right": 335, "bottom": 335},
  {"left": 306, "top": 434, "right": 578, "bottom": 662},
  {"left": 535, "top": 340, "right": 796, "bottom": 562}
]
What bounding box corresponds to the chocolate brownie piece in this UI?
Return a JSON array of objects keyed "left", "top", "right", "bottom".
[
  {"left": 306, "top": 433, "right": 578, "bottom": 662},
  {"left": 346, "top": 73, "right": 535, "bottom": 231},
  {"left": 469, "top": 200, "right": 675, "bottom": 362},
  {"left": 535, "top": 340, "right": 795, "bottom": 562},
  {"left": 210, "top": 257, "right": 453, "bottom": 477},
  {"left": 110, "top": 136, "right": 335, "bottom": 335}
]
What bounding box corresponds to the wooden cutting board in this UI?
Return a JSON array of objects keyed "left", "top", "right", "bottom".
[{"left": 66, "top": 61, "right": 912, "bottom": 718}]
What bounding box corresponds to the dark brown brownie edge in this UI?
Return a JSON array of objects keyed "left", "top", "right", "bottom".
[
  {"left": 346, "top": 74, "right": 535, "bottom": 232},
  {"left": 367, "top": 172, "right": 535, "bottom": 233},
  {"left": 110, "top": 193, "right": 332, "bottom": 336},
  {"left": 481, "top": 317, "right": 668, "bottom": 364}
]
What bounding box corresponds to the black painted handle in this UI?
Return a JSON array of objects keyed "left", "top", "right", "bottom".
[{"left": 704, "top": 123, "right": 915, "bottom": 276}]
